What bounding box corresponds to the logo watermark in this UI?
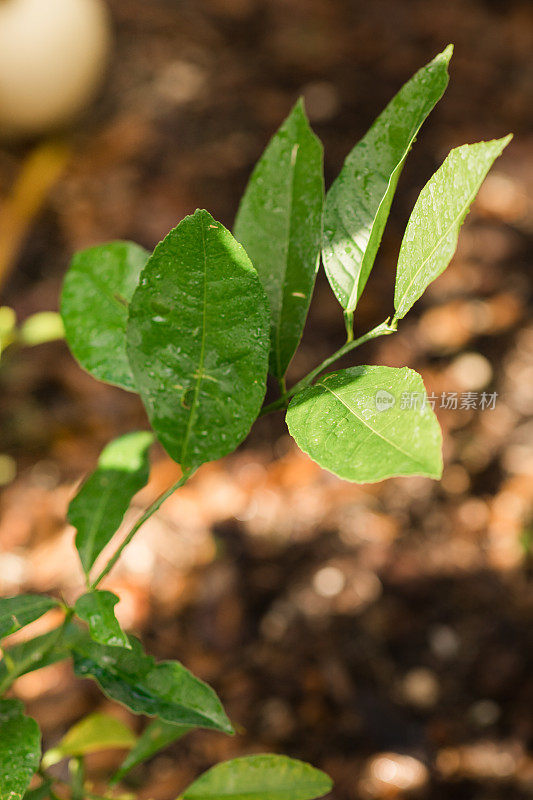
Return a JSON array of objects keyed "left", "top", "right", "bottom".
[
  {"left": 375, "top": 390, "right": 396, "bottom": 412},
  {"left": 375, "top": 390, "right": 498, "bottom": 412}
]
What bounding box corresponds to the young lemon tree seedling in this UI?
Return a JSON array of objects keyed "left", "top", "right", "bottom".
[{"left": 0, "top": 46, "right": 510, "bottom": 800}]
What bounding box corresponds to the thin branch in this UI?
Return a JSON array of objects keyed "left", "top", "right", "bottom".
[
  {"left": 90, "top": 471, "right": 194, "bottom": 590},
  {"left": 259, "top": 318, "right": 397, "bottom": 417}
]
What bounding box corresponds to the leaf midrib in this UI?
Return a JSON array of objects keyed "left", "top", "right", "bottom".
[
  {"left": 180, "top": 214, "right": 209, "bottom": 467},
  {"left": 396, "top": 156, "right": 493, "bottom": 315},
  {"left": 318, "top": 380, "right": 430, "bottom": 470},
  {"left": 273, "top": 141, "right": 299, "bottom": 377}
]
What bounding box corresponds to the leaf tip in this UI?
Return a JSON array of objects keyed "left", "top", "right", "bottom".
[
  {"left": 440, "top": 43, "right": 454, "bottom": 62},
  {"left": 291, "top": 95, "right": 311, "bottom": 126},
  {"left": 500, "top": 132, "right": 514, "bottom": 149}
]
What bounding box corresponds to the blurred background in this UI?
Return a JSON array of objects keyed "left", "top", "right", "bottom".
[{"left": 0, "top": 0, "right": 532, "bottom": 798}]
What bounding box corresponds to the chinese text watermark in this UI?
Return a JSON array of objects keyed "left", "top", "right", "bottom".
[{"left": 375, "top": 391, "right": 498, "bottom": 412}]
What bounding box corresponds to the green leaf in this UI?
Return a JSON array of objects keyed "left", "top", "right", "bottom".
[
  {"left": 0, "top": 595, "right": 58, "bottom": 639},
  {"left": 127, "top": 209, "right": 270, "bottom": 471},
  {"left": 110, "top": 720, "right": 192, "bottom": 785},
  {"left": 286, "top": 366, "right": 442, "bottom": 483},
  {"left": 181, "top": 755, "right": 332, "bottom": 800},
  {"left": 323, "top": 46, "right": 452, "bottom": 313},
  {"left": 234, "top": 100, "right": 324, "bottom": 378},
  {"left": 0, "top": 623, "right": 85, "bottom": 686},
  {"left": 61, "top": 242, "right": 150, "bottom": 391},
  {"left": 42, "top": 713, "right": 136, "bottom": 768},
  {"left": 72, "top": 636, "right": 233, "bottom": 734},
  {"left": 74, "top": 591, "right": 130, "bottom": 649},
  {"left": 0, "top": 699, "right": 41, "bottom": 800},
  {"left": 394, "top": 135, "right": 512, "bottom": 319},
  {"left": 69, "top": 431, "right": 154, "bottom": 576}
]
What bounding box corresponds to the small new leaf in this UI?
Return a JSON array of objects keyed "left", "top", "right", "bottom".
[
  {"left": 0, "top": 595, "right": 58, "bottom": 639},
  {"left": 287, "top": 366, "right": 442, "bottom": 483},
  {"left": 72, "top": 636, "right": 233, "bottom": 734},
  {"left": 69, "top": 431, "right": 154, "bottom": 576},
  {"left": 111, "top": 720, "right": 192, "bottom": 785},
  {"left": 42, "top": 713, "right": 135, "bottom": 768},
  {"left": 180, "top": 755, "right": 333, "bottom": 800},
  {"left": 61, "top": 241, "right": 150, "bottom": 391},
  {"left": 394, "top": 135, "right": 512, "bottom": 319},
  {"left": 127, "top": 209, "right": 270, "bottom": 471},
  {"left": 74, "top": 591, "right": 130, "bottom": 649},
  {"left": 0, "top": 699, "right": 41, "bottom": 800},
  {"left": 323, "top": 46, "right": 452, "bottom": 313},
  {"left": 234, "top": 99, "right": 324, "bottom": 378}
]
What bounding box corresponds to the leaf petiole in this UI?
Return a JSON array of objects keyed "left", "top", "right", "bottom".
[
  {"left": 259, "top": 317, "right": 397, "bottom": 417},
  {"left": 343, "top": 310, "right": 354, "bottom": 343},
  {"left": 70, "top": 757, "right": 85, "bottom": 800}
]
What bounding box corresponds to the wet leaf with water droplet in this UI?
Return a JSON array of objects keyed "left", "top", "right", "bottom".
[
  {"left": 127, "top": 209, "right": 270, "bottom": 471},
  {"left": 323, "top": 46, "right": 452, "bottom": 312},
  {"left": 234, "top": 100, "right": 324, "bottom": 378},
  {"left": 394, "top": 136, "right": 512, "bottom": 319},
  {"left": 0, "top": 699, "right": 40, "bottom": 800},
  {"left": 61, "top": 241, "right": 150, "bottom": 391},
  {"left": 72, "top": 636, "right": 233, "bottom": 734},
  {"left": 287, "top": 366, "right": 442, "bottom": 482},
  {"left": 74, "top": 591, "right": 130, "bottom": 649}
]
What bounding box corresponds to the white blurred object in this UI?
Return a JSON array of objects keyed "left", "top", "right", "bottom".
[{"left": 0, "top": 0, "right": 112, "bottom": 139}]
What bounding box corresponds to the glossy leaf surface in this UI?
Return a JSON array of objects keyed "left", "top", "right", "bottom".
[
  {"left": 234, "top": 100, "right": 324, "bottom": 378},
  {"left": 0, "top": 595, "right": 58, "bottom": 639},
  {"left": 181, "top": 755, "right": 332, "bottom": 800},
  {"left": 394, "top": 136, "right": 511, "bottom": 319},
  {"left": 111, "top": 720, "right": 192, "bottom": 785},
  {"left": 69, "top": 431, "right": 153, "bottom": 576},
  {"left": 0, "top": 699, "right": 40, "bottom": 800},
  {"left": 61, "top": 241, "right": 149, "bottom": 390},
  {"left": 72, "top": 636, "right": 233, "bottom": 734},
  {"left": 42, "top": 713, "right": 135, "bottom": 768},
  {"left": 287, "top": 366, "right": 442, "bottom": 482},
  {"left": 323, "top": 46, "right": 452, "bottom": 312},
  {"left": 127, "top": 209, "right": 269, "bottom": 470},
  {"left": 75, "top": 591, "right": 130, "bottom": 649}
]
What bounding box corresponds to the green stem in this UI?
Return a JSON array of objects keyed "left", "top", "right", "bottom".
[
  {"left": 259, "top": 395, "right": 288, "bottom": 417},
  {"left": 90, "top": 471, "right": 194, "bottom": 590},
  {"left": 259, "top": 318, "right": 396, "bottom": 417},
  {"left": 70, "top": 757, "right": 85, "bottom": 800},
  {"left": 343, "top": 310, "right": 354, "bottom": 342},
  {"left": 289, "top": 318, "right": 396, "bottom": 395}
]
